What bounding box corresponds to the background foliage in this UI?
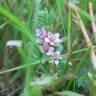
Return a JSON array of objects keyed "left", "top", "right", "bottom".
[{"left": 0, "top": 0, "right": 96, "bottom": 96}]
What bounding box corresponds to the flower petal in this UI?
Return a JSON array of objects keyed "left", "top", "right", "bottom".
[
  {"left": 45, "top": 37, "right": 50, "bottom": 43},
  {"left": 6, "top": 40, "right": 22, "bottom": 47},
  {"left": 46, "top": 47, "right": 54, "bottom": 55},
  {"left": 54, "top": 60, "right": 59, "bottom": 65},
  {"left": 36, "top": 27, "right": 47, "bottom": 38},
  {"left": 54, "top": 33, "right": 60, "bottom": 39},
  {"left": 48, "top": 32, "right": 53, "bottom": 38}
]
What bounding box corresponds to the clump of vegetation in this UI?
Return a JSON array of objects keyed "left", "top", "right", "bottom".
[{"left": 0, "top": 0, "right": 96, "bottom": 96}]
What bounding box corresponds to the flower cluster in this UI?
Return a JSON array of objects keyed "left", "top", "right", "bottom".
[{"left": 36, "top": 27, "right": 62, "bottom": 65}]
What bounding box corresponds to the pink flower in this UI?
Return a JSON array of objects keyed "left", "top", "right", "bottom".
[
  {"left": 36, "top": 27, "right": 47, "bottom": 38},
  {"left": 46, "top": 47, "right": 54, "bottom": 56},
  {"left": 36, "top": 27, "right": 62, "bottom": 65},
  {"left": 45, "top": 32, "right": 62, "bottom": 46},
  {"left": 40, "top": 42, "right": 54, "bottom": 56}
]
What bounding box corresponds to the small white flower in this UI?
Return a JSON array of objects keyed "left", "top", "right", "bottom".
[
  {"left": 54, "top": 33, "right": 62, "bottom": 43},
  {"left": 49, "top": 59, "right": 60, "bottom": 65},
  {"left": 49, "top": 51, "right": 61, "bottom": 65},
  {"left": 6, "top": 40, "right": 22, "bottom": 47},
  {"left": 54, "top": 60, "right": 59, "bottom": 65}
]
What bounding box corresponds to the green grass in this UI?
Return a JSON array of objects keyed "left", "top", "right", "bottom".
[{"left": 0, "top": 0, "right": 96, "bottom": 96}]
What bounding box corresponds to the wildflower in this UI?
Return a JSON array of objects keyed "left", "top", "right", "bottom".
[
  {"left": 46, "top": 47, "right": 54, "bottom": 56},
  {"left": 6, "top": 40, "right": 22, "bottom": 47},
  {"left": 36, "top": 27, "right": 62, "bottom": 65},
  {"left": 50, "top": 59, "right": 60, "bottom": 65},
  {"left": 36, "top": 27, "right": 47, "bottom": 38},
  {"left": 45, "top": 32, "right": 62, "bottom": 46},
  {"left": 50, "top": 51, "right": 61, "bottom": 65},
  {"left": 40, "top": 42, "right": 54, "bottom": 56}
]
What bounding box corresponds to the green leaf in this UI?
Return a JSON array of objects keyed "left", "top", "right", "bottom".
[
  {"left": 56, "top": 91, "right": 85, "bottom": 96},
  {"left": 29, "top": 87, "right": 42, "bottom": 96},
  {"left": 30, "top": 74, "right": 58, "bottom": 88},
  {"left": 0, "top": 21, "right": 8, "bottom": 29}
]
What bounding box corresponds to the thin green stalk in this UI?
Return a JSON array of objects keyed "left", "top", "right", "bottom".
[
  {"left": 17, "top": 47, "right": 26, "bottom": 60},
  {"left": 33, "top": 0, "right": 41, "bottom": 31},
  {"left": 56, "top": 0, "right": 66, "bottom": 40},
  {"left": 25, "top": 0, "right": 31, "bottom": 16},
  {"left": 67, "top": 6, "right": 72, "bottom": 55},
  {"left": 0, "top": 61, "right": 40, "bottom": 75},
  {"left": 90, "top": 79, "right": 94, "bottom": 96},
  {"left": 62, "top": 45, "right": 96, "bottom": 58}
]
